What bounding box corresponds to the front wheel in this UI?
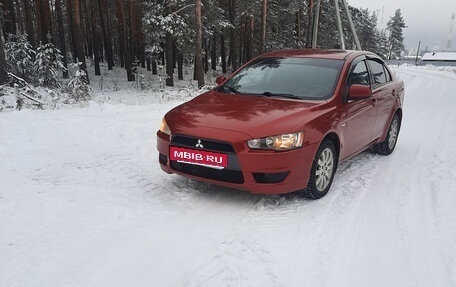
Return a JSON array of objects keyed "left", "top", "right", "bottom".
[
  {"left": 299, "top": 140, "right": 337, "bottom": 199},
  {"left": 374, "top": 114, "right": 401, "bottom": 155}
]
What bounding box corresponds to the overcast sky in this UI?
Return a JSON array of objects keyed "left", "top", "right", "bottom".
[{"left": 347, "top": 0, "right": 456, "bottom": 51}]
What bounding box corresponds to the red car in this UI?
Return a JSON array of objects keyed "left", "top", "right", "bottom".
[{"left": 157, "top": 49, "right": 404, "bottom": 199}]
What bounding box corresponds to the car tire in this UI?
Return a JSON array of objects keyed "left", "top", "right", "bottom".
[
  {"left": 374, "top": 114, "right": 401, "bottom": 155},
  {"left": 300, "top": 140, "right": 337, "bottom": 199}
]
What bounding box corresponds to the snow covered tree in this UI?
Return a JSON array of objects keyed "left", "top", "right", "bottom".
[
  {"left": 5, "top": 34, "right": 36, "bottom": 83},
  {"left": 387, "top": 9, "right": 406, "bottom": 59},
  {"left": 353, "top": 9, "right": 375, "bottom": 51},
  {"left": 34, "top": 42, "right": 65, "bottom": 88},
  {"left": 142, "top": 0, "right": 193, "bottom": 87},
  {"left": 373, "top": 30, "right": 389, "bottom": 60},
  {"left": 68, "top": 63, "right": 91, "bottom": 101}
]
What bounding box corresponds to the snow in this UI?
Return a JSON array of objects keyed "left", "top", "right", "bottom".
[
  {"left": 1, "top": 64, "right": 456, "bottom": 287},
  {"left": 422, "top": 52, "right": 456, "bottom": 61}
]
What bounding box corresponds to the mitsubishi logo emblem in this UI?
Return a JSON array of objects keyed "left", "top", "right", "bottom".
[{"left": 195, "top": 139, "right": 204, "bottom": 148}]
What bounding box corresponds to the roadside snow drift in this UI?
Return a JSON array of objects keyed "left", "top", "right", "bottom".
[{"left": 1, "top": 65, "right": 456, "bottom": 287}]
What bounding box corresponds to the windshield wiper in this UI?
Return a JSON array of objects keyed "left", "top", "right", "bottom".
[
  {"left": 219, "top": 85, "right": 240, "bottom": 94},
  {"left": 262, "top": 91, "right": 301, "bottom": 99}
]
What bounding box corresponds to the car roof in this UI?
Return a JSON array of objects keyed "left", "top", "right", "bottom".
[{"left": 259, "top": 49, "right": 368, "bottom": 60}]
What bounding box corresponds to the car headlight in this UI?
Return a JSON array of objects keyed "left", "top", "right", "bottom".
[
  {"left": 159, "top": 118, "right": 171, "bottom": 136},
  {"left": 247, "top": 132, "right": 303, "bottom": 151}
]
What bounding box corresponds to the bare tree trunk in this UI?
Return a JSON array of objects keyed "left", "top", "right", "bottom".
[
  {"left": 90, "top": 0, "right": 100, "bottom": 75},
  {"left": 66, "top": 0, "right": 77, "bottom": 62},
  {"left": 2, "top": 0, "right": 17, "bottom": 36},
  {"left": 146, "top": 56, "right": 151, "bottom": 71},
  {"left": 35, "top": 0, "right": 52, "bottom": 43},
  {"left": 23, "top": 0, "right": 36, "bottom": 47},
  {"left": 220, "top": 33, "right": 227, "bottom": 73},
  {"left": 228, "top": 0, "right": 237, "bottom": 70},
  {"left": 211, "top": 34, "right": 216, "bottom": 71},
  {"left": 0, "top": 14, "right": 9, "bottom": 84},
  {"left": 35, "top": 0, "right": 43, "bottom": 42},
  {"left": 116, "top": 0, "right": 125, "bottom": 67},
  {"left": 152, "top": 59, "right": 157, "bottom": 75},
  {"left": 177, "top": 48, "right": 183, "bottom": 80},
  {"left": 72, "top": 0, "right": 89, "bottom": 83},
  {"left": 165, "top": 32, "right": 173, "bottom": 86},
  {"left": 295, "top": 9, "right": 302, "bottom": 46},
  {"left": 259, "top": 0, "right": 267, "bottom": 54},
  {"left": 194, "top": 0, "right": 204, "bottom": 88},
  {"left": 55, "top": 0, "right": 69, "bottom": 78},
  {"left": 81, "top": 0, "right": 92, "bottom": 58},
  {"left": 98, "top": 0, "right": 114, "bottom": 69},
  {"left": 120, "top": 0, "right": 134, "bottom": 81},
  {"left": 16, "top": 0, "right": 26, "bottom": 35},
  {"left": 239, "top": 14, "right": 245, "bottom": 64},
  {"left": 203, "top": 38, "right": 209, "bottom": 73},
  {"left": 172, "top": 40, "right": 177, "bottom": 69},
  {"left": 248, "top": 15, "right": 254, "bottom": 60}
]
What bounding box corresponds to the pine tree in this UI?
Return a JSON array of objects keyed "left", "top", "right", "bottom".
[
  {"left": 142, "top": 0, "right": 192, "bottom": 86},
  {"left": 34, "top": 42, "right": 65, "bottom": 88},
  {"left": 5, "top": 34, "right": 36, "bottom": 82},
  {"left": 387, "top": 9, "right": 406, "bottom": 59},
  {"left": 68, "top": 63, "right": 91, "bottom": 101}
]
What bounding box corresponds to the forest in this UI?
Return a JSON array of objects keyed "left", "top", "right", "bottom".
[{"left": 0, "top": 0, "right": 405, "bottom": 95}]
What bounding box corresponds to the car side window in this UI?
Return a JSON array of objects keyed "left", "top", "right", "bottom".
[
  {"left": 347, "top": 60, "right": 370, "bottom": 86},
  {"left": 367, "top": 59, "right": 389, "bottom": 86}
]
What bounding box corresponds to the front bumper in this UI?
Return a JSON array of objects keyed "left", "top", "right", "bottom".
[{"left": 157, "top": 131, "right": 318, "bottom": 195}]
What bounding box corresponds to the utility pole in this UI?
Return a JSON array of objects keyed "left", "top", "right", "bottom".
[
  {"left": 415, "top": 41, "right": 421, "bottom": 65},
  {"left": 341, "top": 0, "right": 361, "bottom": 50},
  {"left": 311, "top": 0, "right": 321, "bottom": 48},
  {"left": 334, "top": 0, "right": 345, "bottom": 49},
  {"left": 446, "top": 13, "right": 455, "bottom": 51}
]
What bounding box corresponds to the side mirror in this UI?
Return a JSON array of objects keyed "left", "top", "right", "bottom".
[
  {"left": 348, "top": 84, "right": 372, "bottom": 100},
  {"left": 215, "top": 76, "right": 227, "bottom": 85}
]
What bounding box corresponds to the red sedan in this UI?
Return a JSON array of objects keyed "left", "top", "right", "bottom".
[{"left": 157, "top": 49, "right": 404, "bottom": 199}]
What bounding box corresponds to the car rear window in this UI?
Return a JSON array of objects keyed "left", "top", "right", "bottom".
[{"left": 223, "top": 57, "right": 344, "bottom": 100}]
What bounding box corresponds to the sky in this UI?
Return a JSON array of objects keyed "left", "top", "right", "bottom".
[{"left": 347, "top": 0, "right": 456, "bottom": 52}]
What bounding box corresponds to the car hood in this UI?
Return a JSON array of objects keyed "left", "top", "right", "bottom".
[{"left": 166, "top": 90, "right": 325, "bottom": 138}]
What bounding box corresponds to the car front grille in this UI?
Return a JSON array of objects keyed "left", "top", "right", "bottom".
[
  {"left": 171, "top": 135, "right": 235, "bottom": 153},
  {"left": 169, "top": 134, "right": 244, "bottom": 184},
  {"left": 170, "top": 161, "right": 244, "bottom": 184}
]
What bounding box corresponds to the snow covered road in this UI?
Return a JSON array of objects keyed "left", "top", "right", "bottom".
[{"left": 1, "top": 65, "right": 456, "bottom": 287}]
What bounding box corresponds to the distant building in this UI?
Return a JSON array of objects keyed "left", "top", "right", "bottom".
[{"left": 422, "top": 52, "right": 456, "bottom": 62}]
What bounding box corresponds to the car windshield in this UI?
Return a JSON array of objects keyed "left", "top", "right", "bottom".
[{"left": 220, "top": 57, "right": 344, "bottom": 100}]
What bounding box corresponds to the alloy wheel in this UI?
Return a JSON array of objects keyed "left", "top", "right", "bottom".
[{"left": 315, "top": 148, "right": 335, "bottom": 192}]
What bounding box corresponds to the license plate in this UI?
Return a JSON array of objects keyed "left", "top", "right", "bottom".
[{"left": 169, "top": 146, "right": 228, "bottom": 169}]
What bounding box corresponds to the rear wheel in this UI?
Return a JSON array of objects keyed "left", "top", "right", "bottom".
[
  {"left": 374, "top": 114, "right": 401, "bottom": 155},
  {"left": 300, "top": 140, "right": 337, "bottom": 199}
]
